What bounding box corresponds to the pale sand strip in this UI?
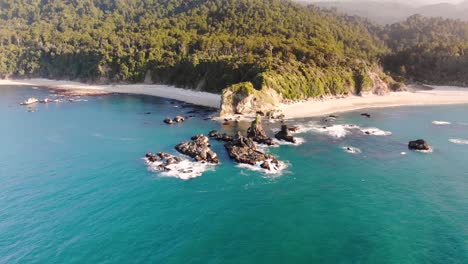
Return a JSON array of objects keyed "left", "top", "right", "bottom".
[
  {"left": 2, "top": 79, "right": 468, "bottom": 118},
  {"left": 0, "top": 78, "right": 221, "bottom": 108},
  {"left": 280, "top": 85, "right": 468, "bottom": 118}
]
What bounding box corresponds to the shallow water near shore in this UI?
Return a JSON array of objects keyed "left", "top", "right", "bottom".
[{"left": 1, "top": 86, "right": 468, "bottom": 263}]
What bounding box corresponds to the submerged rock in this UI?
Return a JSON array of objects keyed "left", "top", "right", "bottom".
[
  {"left": 247, "top": 115, "right": 274, "bottom": 145},
  {"left": 225, "top": 133, "right": 279, "bottom": 167},
  {"left": 175, "top": 134, "right": 219, "bottom": 164},
  {"left": 164, "top": 118, "right": 174, "bottom": 124},
  {"left": 174, "top": 116, "right": 185, "bottom": 123},
  {"left": 408, "top": 139, "right": 430, "bottom": 151},
  {"left": 275, "top": 125, "right": 297, "bottom": 143}
]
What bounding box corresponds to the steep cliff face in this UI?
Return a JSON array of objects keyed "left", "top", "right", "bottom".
[{"left": 220, "top": 82, "right": 283, "bottom": 116}]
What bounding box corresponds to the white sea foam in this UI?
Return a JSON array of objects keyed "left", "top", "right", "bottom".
[
  {"left": 145, "top": 157, "right": 214, "bottom": 180},
  {"left": 449, "top": 138, "right": 468, "bottom": 145},
  {"left": 360, "top": 127, "right": 392, "bottom": 136},
  {"left": 342, "top": 146, "right": 361, "bottom": 154},
  {"left": 432, "top": 121, "right": 451, "bottom": 125},
  {"left": 416, "top": 148, "right": 433, "bottom": 153},
  {"left": 293, "top": 122, "right": 391, "bottom": 139},
  {"left": 401, "top": 152, "right": 407, "bottom": 155},
  {"left": 236, "top": 159, "right": 288, "bottom": 176},
  {"left": 272, "top": 137, "right": 305, "bottom": 146}
]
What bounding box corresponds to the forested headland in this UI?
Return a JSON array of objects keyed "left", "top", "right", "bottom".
[{"left": 0, "top": 0, "right": 467, "bottom": 114}]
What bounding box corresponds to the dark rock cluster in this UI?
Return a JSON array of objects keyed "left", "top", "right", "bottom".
[
  {"left": 225, "top": 133, "right": 279, "bottom": 169},
  {"left": 175, "top": 134, "right": 219, "bottom": 163}
]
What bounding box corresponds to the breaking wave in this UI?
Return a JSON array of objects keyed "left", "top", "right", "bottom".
[
  {"left": 291, "top": 122, "right": 391, "bottom": 138},
  {"left": 145, "top": 157, "right": 215, "bottom": 180},
  {"left": 236, "top": 159, "right": 288, "bottom": 176}
]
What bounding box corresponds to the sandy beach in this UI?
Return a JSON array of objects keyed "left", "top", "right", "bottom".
[
  {"left": 0, "top": 78, "right": 221, "bottom": 109},
  {"left": 280, "top": 85, "right": 468, "bottom": 118},
  {"left": 2, "top": 79, "right": 468, "bottom": 118}
]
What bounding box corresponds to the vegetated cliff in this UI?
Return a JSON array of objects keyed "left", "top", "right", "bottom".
[{"left": 220, "top": 63, "right": 402, "bottom": 116}]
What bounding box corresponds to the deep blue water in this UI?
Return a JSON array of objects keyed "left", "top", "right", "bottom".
[{"left": 1, "top": 86, "right": 467, "bottom": 263}]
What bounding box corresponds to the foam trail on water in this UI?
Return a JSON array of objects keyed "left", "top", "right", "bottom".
[
  {"left": 237, "top": 159, "right": 288, "bottom": 176},
  {"left": 449, "top": 139, "right": 468, "bottom": 145},
  {"left": 342, "top": 146, "right": 361, "bottom": 154},
  {"left": 432, "top": 121, "right": 451, "bottom": 125},
  {"left": 360, "top": 127, "right": 392, "bottom": 136},
  {"left": 272, "top": 137, "right": 305, "bottom": 146}
]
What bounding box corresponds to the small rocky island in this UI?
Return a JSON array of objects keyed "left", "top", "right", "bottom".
[
  {"left": 408, "top": 139, "right": 431, "bottom": 151},
  {"left": 246, "top": 115, "right": 274, "bottom": 145},
  {"left": 275, "top": 125, "right": 297, "bottom": 143}
]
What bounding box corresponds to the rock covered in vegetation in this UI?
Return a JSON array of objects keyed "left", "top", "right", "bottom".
[
  {"left": 408, "top": 139, "right": 431, "bottom": 151},
  {"left": 175, "top": 134, "right": 219, "bottom": 163},
  {"left": 246, "top": 115, "right": 274, "bottom": 145},
  {"left": 275, "top": 125, "right": 297, "bottom": 143},
  {"left": 225, "top": 133, "right": 279, "bottom": 169}
]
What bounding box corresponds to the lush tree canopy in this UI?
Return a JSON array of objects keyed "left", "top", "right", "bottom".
[
  {"left": 2, "top": 0, "right": 466, "bottom": 98},
  {"left": 382, "top": 15, "right": 468, "bottom": 85}
]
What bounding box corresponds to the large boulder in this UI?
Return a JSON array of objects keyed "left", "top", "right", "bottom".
[
  {"left": 247, "top": 115, "right": 274, "bottom": 145},
  {"left": 275, "top": 125, "right": 297, "bottom": 143},
  {"left": 175, "top": 134, "right": 219, "bottom": 164},
  {"left": 408, "top": 139, "right": 430, "bottom": 151}
]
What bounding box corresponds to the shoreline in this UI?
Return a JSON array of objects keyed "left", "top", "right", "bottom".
[
  {"left": 2, "top": 79, "right": 468, "bottom": 118},
  {"left": 0, "top": 78, "right": 222, "bottom": 109},
  {"left": 280, "top": 85, "right": 468, "bottom": 119}
]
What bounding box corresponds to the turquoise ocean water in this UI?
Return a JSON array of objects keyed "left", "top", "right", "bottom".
[{"left": 1, "top": 86, "right": 467, "bottom": 263}]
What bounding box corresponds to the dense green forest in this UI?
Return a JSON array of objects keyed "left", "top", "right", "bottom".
[
  {"left": 0, "top": 0, "right": 393, "bottom": 99},
  {"left": 382, "top": 15, "right": 468, "bottom": 86},
  {"left": 0, "top": 0, "right": 467, "bottom": 103}
]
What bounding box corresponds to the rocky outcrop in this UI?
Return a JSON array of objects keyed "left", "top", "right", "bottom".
[
  {"left": 175, "top": 134, "right": 219, "bottom": 163},
  {"left": 275, "top": 125, "right": 297, "bottom": 143},
  {"left": 225, "top": 133, "right": 279, "bottom": 169},
  {"left": 408, "top": 139, "right": 430, "bottom": 151},
  {"left": 220, "top": 82, "right": 283, "bottom": 116},
  {"left": 145, "top": 152, "right": 183, "bottom": 171},
  {"left": 247, "top": 115, "right": 274, "bottom": 145},
  {"left": 208, "top": 130, "right": 234, "bottom": 142}
]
